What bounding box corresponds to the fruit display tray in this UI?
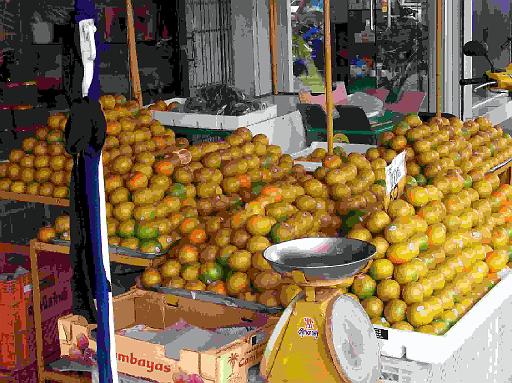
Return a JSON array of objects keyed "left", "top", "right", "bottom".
[
  {"left": 154, "top": 286, "right": 283, "bottom": 316},
  {"left": 487, "top": 156, "right": 512, "bottom": 175},
  {"left": 40, "top": 240, "right": 166, "bottom": 269},
  {"left": 150, "top": 98, "right": 278, "bottom": 131},
  {"left": 291, "top": 141, "right": 376, "bottom": 172},
  {"left": 52, "top": 238, "right": 166, "bottom": 260},
  {"left": 0, "top": 190, "right": 69, "bottom": 207},
  {"left": 374, "top": 268, "right": 512, "bottom": 365}
]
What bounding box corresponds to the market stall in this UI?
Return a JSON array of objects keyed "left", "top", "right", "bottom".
[{"left": 3, "top": 0, "right": 512, "bottom": 383}]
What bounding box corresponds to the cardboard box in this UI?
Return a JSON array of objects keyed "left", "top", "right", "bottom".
[{"left": 59, "top": 289, "right": 278, "bottom": 383}]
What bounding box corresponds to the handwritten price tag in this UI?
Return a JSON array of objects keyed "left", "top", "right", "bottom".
[{"left": 384, "top": 151, "right": 407, "bottom": 210}]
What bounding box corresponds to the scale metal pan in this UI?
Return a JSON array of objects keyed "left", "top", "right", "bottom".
[{"left": 263, "top": 238, "right": 376, "bottom": 281}]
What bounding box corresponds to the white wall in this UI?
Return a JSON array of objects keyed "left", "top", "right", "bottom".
[{"left": 231, "top": 0, "right": 272, "bottom": 96}]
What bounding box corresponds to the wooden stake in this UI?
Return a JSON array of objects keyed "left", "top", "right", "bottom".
[
  {"left": 270, "top": 0, "right": 279, "bottom": 95},
  {"left": 324, "top": 0, "right": 334, "bottom": 154},
  {"left": 126, "top": 0, "right": 143, "bottom": 108},
  {"left": 436, "top": 0, "right": 442, "bottom": 117},
  {"left": 30, "top": 239, "right": 45, "bottom": 383}
]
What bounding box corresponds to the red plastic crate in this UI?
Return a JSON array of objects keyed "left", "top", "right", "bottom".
[
  {"left": 0, "top": 245, "right": 72, "bottom": 370},
  {"left": 0, "top": 362, "right": 37, "bottom": 383}
]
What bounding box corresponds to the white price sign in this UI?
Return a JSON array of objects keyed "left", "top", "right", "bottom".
[{"left": 385, "top": 151, "right": 407, "bottom": 195}]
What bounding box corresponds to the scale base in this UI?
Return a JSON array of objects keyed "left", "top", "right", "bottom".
[{"left": 261, "top": 291, "right": 348, "bottom": 383}]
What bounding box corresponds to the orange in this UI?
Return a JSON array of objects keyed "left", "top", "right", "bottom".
[
  {"left": 368, "top": 259, "right": 394, "bottom": 280},
  {"left": 383, "top": 299, "right": 407, "bottom": 324},
  {"left": 406, "top": 186, "right": 430, "bottom": 207},
  {"left": 485, "top": 250, "right": 509, "bottom": 273},
  {"left": 246, "top": 215, "right": 273, "bottom": 236},
  {"left": 362, "top": 297, "right": 384, "bottom": 318},
  {"left": 260, "top": 185, "right": 282, "bottom": 202},
  {"left": 177, "top": 244, "right": 199, "bottom": 264},
  {"left": 153, "top": 160, "right": 174, "bottom": 176},
  {"left": 401, "top": 282, "right": 425, "bottom": 305},
  {"left": 238, "top": 174, "right": 252, "bottom": 189},
  {"left": 491, "top": 227, "right": 509, "bottom": 249},
  {"left": 393, "top": 263, "right": 419, "bottom": 284},
  {"left": 179, "top": 217, "right": 200, "bottom": 234},
  {"left": 351, "top": 275, "right": 377, "bottom": 299},
  {"left": 347, "top": 227, "right": 373, "bottom": 242},
  {"left": 376, "top": 279, "right": 401, "bottom": 302},
  {"left": 189, "top": 228, "right": 207, "bottom": 245},
  {"left": 207, "top": 281, "right": 227, "bottom": 295},
  {"left": 427, "top": 223, "right": 447, "bottom": 247},
  {"left": 392, "top": 321, "right": 414, "bottom": 331},
  {"left": 406, "top": 303, "right": 434, "bottom": 327},
  {"left": 386, "top": 242, "right": 417, "bottom": 265}
]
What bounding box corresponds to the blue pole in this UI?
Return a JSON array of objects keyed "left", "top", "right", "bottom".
[{"left": 74, "top": 1, "right": 117, "bottom": 382}]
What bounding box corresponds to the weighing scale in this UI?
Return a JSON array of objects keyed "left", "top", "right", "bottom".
[{"left": 260, "top": 238, "right": 381, "bottom": 383}]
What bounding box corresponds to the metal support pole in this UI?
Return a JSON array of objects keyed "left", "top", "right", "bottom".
[{"left": 436, "top": 0, "right": 442, "bottom": 117}]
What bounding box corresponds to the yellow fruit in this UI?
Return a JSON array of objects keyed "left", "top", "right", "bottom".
[
  {"left": 351, "top": 275, "right": 377, "bottom": 299},
  {"left": 386, "top": 242, "right": 416, "bottom": 265},
  {"left": 406, "top": 186, "right": 430, "bottom": 207},
  {"left": 401, "top": 282, "right": 425, "bottom": 304},
  {"left": 362, "top": 297, "right": 384, "bottom": 318},
  {"left": 377, "top": 279, "right": 401, "bottom": 302},
  {"left": 384, "top": 299, "right": 407, "bottom": 324},
  {"left": 371, "top": 317, "right": 391, "bottom": 328},
  {"left": 416, "top": 324, "right": 437, "bottom": 334},
  {"left": 406, "top": 303, "right": 434, "bottom": 327},
  {"left": 392, "top": 321, "right": 414, "bottom": 331},
  {"left": 439, "top": 309, "right": 458, "bottom": 326},
  {"left": 485, "top": 250, "right": 509, "bottom": 273},
  {"left": 426, "top": 223, "right": 447, "bottom": 247},
  {"left": 473, "top": 180, "right": 493, "bottom": 199},
  {"left": 388, "top": 199, "right": 415, "bottom": 219},
  {"left": 368, "top": 259, "right": 394, "bottom": 280},
  {"left": 393, "top": 263, "right": 419, "bottom": 284},
  {"left": 428, "top": 270, "right": 446, "bottom": 291},
  {"left": 409, "top": 258, "right": 428, "bottom": 278},
  {"left": 246, "top": 215, "right": 273, "bottom": 236},
  {"left": 436, "top": 289, "right": 455, "bottom": 310},
  {"left": 370, "top": 237, "right": 390, "bottom": 259},
  {"left": 365, "top": 210, "right": 391, "bottom": 234},
  {"left": 347, "top": 227, "right": 373, "bottom": 242},
  {"left": 419, "top": 277, "right": 434, "bottom": 298},
  {"left": 384, "top": 223, "right": 412, "bottom": 244},
  {"left": 426, "top": 296, "right": 444, "bottom": 319}
]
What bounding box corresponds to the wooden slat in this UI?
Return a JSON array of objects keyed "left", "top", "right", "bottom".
[
  {"left": 34, "top": 241, "right": 165, "bottom": 268},
  {"left": 41, "top": 371, "right": 90, "bottom": 383},
  {"left": 324, "top": 0, "right": 334, "bottom": 154},
  {"left": 269, "top": 0, "right": 278, "bottom": 95},
  {"left": 0, "top": 191, "right": 70, "bottom": 206}
]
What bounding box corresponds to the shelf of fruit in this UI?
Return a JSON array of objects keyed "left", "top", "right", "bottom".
[
  {"left": 36, "top": 219, "right": 167, "bottom": 268},
  {"left": 127, "top": 113, "right": 512, "bottom": 340}
]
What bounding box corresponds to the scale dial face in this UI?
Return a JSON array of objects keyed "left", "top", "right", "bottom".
[{"left": 327, "top": 295, "right": 381, "bottom": 383}]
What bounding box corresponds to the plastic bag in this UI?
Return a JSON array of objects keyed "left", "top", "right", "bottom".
[
  {"left": 346, "top": 92, "right": 384, "bottom": 117},
  {"left": 184, "top": 84, "right": 266, "bottom": 116}
]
